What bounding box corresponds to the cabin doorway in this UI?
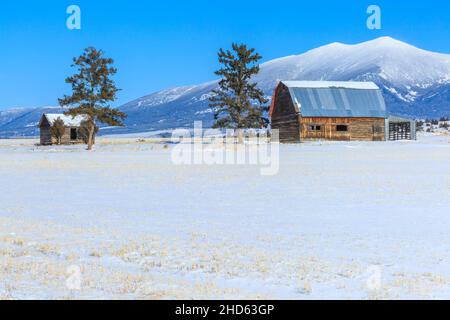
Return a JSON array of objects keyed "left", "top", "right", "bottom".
[{"left": 70, "top": 128, "right": 78, "bottom": 141}]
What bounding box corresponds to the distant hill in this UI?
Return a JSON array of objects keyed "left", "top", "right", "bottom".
[{"left": 0, "top": 107, "right": 68, "bottom": 138}]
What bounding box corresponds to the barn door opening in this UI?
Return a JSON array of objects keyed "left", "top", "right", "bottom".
[
  {"left": 349, "top": 122, "right": 373, "bottom": 141},
  {"left": 389, "top": 122, "right": 411, "bottom": 141},
  {"left": 70, "top": 128, "right": 78, "bottom": 141}
]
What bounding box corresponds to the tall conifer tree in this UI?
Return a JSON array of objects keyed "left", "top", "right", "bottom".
[
  {"left": 209, "top": 43, "right": 268, "bottom": 133},
  {"left": 59, "top": 47, "right": 126, "bottom": 150}
]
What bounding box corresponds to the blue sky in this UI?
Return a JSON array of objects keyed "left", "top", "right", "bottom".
[{"left": 0, "top": 0, "right": 449, "bottom": 109}]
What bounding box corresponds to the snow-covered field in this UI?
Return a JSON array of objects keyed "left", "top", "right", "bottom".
[{"left": 0, "top": 134, "right": 449, "bottom": 300}]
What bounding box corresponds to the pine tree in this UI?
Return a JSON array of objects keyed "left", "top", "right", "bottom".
[
  {"left": 50, "top": 117, "right": 65, "bottom": 145},
  {"left": 209, "top": 43, "right": 268, "bottom": 136},
  {"left": 58, "top": 47, "right": 126, "bottom": 150}
]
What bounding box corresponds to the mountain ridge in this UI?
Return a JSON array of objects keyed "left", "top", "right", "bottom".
[{"left": 1, "top": 37, "right": 450, "bottom": 137}]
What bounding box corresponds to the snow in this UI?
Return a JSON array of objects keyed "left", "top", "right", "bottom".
[
  {"left": 135, "top": 86, "right": 198, "bottom": 107},
  {"left": 44, "top": 114, "right": 88, "bottom": 127},
  {"left": 1, "top": 134, "right": 449, "bottom": 300},
  {"left": 386, "top": 87, "right": 410, "bottom": 102},
  {"left": 195, "top": 108, "right": 214, "bottom": 115},
  {"left": 122, "top": 81, "right": 218, "bottom": 111}
]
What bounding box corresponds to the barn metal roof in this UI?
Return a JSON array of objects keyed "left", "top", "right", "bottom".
[
  {"left": 43, "top": 114, "right": 88, "bottom": 127},
  {"left": 282, "top": 81, "right": 380, "bottom": 90},
  {"left": 388, "top": 115, "right": 415, "bottom": 123},
  {"left": 282, "top": 81, "right": 387, "bottom": 118}
]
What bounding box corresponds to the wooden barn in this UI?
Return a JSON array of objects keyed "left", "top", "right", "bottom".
[
  {"left": 269, "top": 81, "right": 415, "bottom": 142},
  {"left": 38, "top": 113, "right": 88, "bottom": 145}
]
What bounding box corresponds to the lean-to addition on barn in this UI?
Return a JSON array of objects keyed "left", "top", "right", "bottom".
[
  {"left": 38, "top": 113, "right": 88, "bottom": 145},
  {"left": 269, "top": 81, "right": 415, "bottom": 142}
]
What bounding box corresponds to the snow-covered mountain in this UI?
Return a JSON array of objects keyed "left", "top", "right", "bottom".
[
  {"left": 257, "top": 37, "right": 450, "bottom": 89},
  {"left": 115, "top": 37, "right": 450, "bottom": 134},
  {"left": 1, "top": 37, "right": 450, "bottom": 137}
]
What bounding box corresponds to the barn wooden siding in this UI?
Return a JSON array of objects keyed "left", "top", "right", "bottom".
[{"left": 300, "top": 117, "right": 386, "bottom": 141}]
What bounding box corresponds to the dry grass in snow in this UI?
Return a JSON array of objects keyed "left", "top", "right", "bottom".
[{"left": 0, "top": 135, "right": 449, "bottom": 299}]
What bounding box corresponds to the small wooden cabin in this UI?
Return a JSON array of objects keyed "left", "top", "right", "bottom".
[
  {"left": 39, "top": 113, "right": 87, "bottom": 145},
  {"left": 270, "top": 81, "right": 390, "bottom": 143}
]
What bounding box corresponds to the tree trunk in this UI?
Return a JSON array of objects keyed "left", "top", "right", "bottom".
[{"left": 87, "top": 123, "right": 95, "bottom": 150}]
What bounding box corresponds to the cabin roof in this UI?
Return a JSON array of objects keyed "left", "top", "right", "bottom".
[
  {"left": 40, "top": 113, "right": 88, "bottom": 127},
  {"left": 276, "top": 81, "right": 387, "bottom": 118}
]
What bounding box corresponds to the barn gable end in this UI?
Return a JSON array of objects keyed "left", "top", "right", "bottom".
[{"left": 270, "top": 83, "right": 301, "bottom": 142}]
